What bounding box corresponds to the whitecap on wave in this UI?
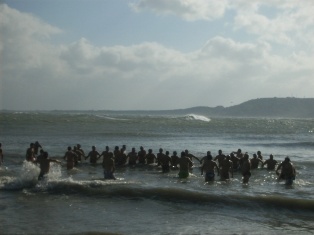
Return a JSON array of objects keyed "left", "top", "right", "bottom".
[
  {"left": 95, "top": 115, "right": 128, "bottom": 121},
  {"left": 185, "top": 114, "right": 211, "bottom": 122}
]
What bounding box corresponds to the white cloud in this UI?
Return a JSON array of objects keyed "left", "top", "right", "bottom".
[
  {"left": 130, "top": 0, "right": 229, "bottom": 21},
  {"left": 0, "top": 4, "right": 62, "bottom": 71},
  {"left": 1, "top": 3, "right": 314, "bottom": 110},
  {"left": 131, "top": 0, "right": 314, "bottom": 51}
]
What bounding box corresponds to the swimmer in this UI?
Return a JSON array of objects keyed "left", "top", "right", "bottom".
[
  {"left": 113, "top": 146, "right": 120, "bottom": 158},
  {"left": 64, "top": 146, "right": 78, "bottom": 170},
  {"left": 34, "top": 141, "right": 42, "bottom": 155},
  {"left": 102, "top": 151, "right": 116, "bottom": 180},
  {"left": 127, "top": 147, "right": 138, "bottom": 166},
  {"left": 138, "top": 146, "right": 147, "bottom": 164},
  {"left": 85, "top": 146, "right": 101, "bottom": 164},
  {"left": 220, "top": 155, "right": 233, "bottom": 180},
  {"left": 262, "top": 154, "right": 278, "bottom": 170},
  {"left": 73, "top": 146, "right": 82, "bottom": 163},
  {"left": 115, "top": 147, "right": 127, "bottom": 166},
  {"left": 234, "top": 149, "right": 244, "bottom": 159},
  {"left": 230, "top": 152, "right": 240, "bottom": 171},
  {"left": 157, "top": 148, "right": 166, "bottom": 166},
  {"left": 178, "top": 151, "right": 193, "bottom": 178},
  {"left": 146, "top": 149, "right": 156, "bottom": 165},
  {"left": 160, "top": 150, "right": 171, "bottom": 173},
  {"left": 276, "top": 157, "right": 296, "bottom": 185},
  {"left": 72, "top": 146, "right": 81, "bottom": 165},
  {"left": 121, "top": 145, "right": 127, "bottom": 154},
  {"left": 36, "top": 149, "right": 45, "bottom": 161},
  {"left": 214, "top": 149, "right": 226, "bottom": 169},
  {"left": 171, "top": 151, "right": 179, "bottom": 168},
  {"left": 250, "top": 153, "right": 263, "bottom": 169},
  {"left": 241, "top": 153, "right": 251, "bottom": 184},
  {"left": 35, "top": 152, "right": 61, "bottom": 180},
  {"left": 26, "top": 143, "right": 36, "bottom": 162},
  {"left": 201, "top": 151, "right": 219, "bottom": 182},
  {"left": 100, "top": 146, "right": 114, "bottom": 162},
  {"left": 257, "top": 150, "right": 263, "bottom": 160},
  {"left": 76, "top": 144, "right": 86, "bottom": 160}
]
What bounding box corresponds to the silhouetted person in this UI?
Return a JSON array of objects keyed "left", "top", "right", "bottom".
[
  {"left": 178, "top": 151, "right": 193, "bottom": 178},
  {"left": 35, "top": 152, "right": 61, "bottom": 180},
  {"left": 241, "top": 153, "right": 251, "bottom": 184},
  {"left": 85, "top": 146, "right": 100, "bottom": 164},
  {"left": 146, "top": 149, "right": 156, "bottom": 165},
  {"left": 262, "top": 154, "right": 278, "bottom": 170},
  {"left": 276, "top": 157, "right": 296, "bottom": 185},
  {"left": 201, "top": 151, "right": 219, "bottom": 182}
]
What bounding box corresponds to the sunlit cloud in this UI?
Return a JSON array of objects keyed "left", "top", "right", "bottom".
[
  {"left": 1, "top": 2, "right": 314, "bottom": 110},
  {"left": 130, "top": 0, "right": 229, "bottom": 21}
]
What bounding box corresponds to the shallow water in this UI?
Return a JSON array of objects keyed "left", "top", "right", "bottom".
[{"left": 0, "top": 111, "right": 314, "bottom": 234}]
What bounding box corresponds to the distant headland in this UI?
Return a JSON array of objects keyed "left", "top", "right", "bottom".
[
  {"left": 115, "top": 97, "right": 314, "bottom": 118},
  {"left": 2, "top": 97, "right": 314, "bottom": 118}
]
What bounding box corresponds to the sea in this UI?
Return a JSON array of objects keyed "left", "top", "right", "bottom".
[{"left": 0, "top": 111, "right": 313, "bottom": 235}]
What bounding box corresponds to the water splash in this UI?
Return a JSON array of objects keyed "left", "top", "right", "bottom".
[{"left": 185, "top": 114, "right": 211, "bottom": 122}]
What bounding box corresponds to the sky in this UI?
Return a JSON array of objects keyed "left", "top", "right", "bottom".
[{"left": 0, "top": 0, "right": 314, "bottom": 110}]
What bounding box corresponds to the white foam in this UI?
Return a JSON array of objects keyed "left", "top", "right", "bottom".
[
  {"left": 185, "top": 114, "right": 211, "bottom": 122},
  {"left": 95, "top": 115, "right": 128, "bottom": 121}
]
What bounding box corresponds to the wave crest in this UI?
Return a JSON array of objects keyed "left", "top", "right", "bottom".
[{"left": 185, "top": 114, "right": 211, "bottom": 122}]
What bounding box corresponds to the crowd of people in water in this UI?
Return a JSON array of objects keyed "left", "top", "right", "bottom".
[{"left": 0, "top": 141, "right": 297, "bottom": 185}]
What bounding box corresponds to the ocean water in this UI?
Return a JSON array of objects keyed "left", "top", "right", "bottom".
[{"left": 0, "top": 111, "right": 314, "bottom": 235}]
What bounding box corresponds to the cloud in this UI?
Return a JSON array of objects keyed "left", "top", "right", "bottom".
[
  {"left": 232, "top": 1, "right": 314, "bottom": 47},
  {"left": 131, "top": 0, "right": 314, "bottom": 50},
  {"left": 1, "top": 3, "right": 314, "bottom": 110},
  {"left": 0, "top": 4, "right": 62, "bottom": 70},
  {"left": 130, "top": 0, "right": 229, "bottom": 21}
]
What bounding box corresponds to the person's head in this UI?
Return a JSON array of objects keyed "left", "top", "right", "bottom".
[
  {"left": 230, "top": 152, "right": 234, "bottom": 157},
  {"left": 77, "top": 144, "right": 81, "bottom": 148},
  {"left": 132, "top": 147, "right": 135, "bottom": 152},
  {"left": 148, "top": 149, "right": 152, "bottom": 153},
  {"left": 185, "top": 149, "right": 189, "bottom": 154},
  {"left": 257, "top": 150, "right": 261, "bottom": 155},
  {"left": 173, "top": 151, "right": 177, "bottom": 156},
  {"left": 237, "top": 149, "right": 241, "bottom": 153},
  {"left": 159, "top": 148, "right": 163, "bottom": 153},
  {"left": 284, "top": 157, "right": 290, "bottom": 162},
  {"left": 40, "top": 149, "right": 44, "bottom": 154},
  {"left": 253, "top": 153, "right": 257, "bottom": 158},
  {"left": 270, "top": 154, "right": 273, "bottom": 160},
  {"left": 67, "top": 146, "right": 71, "bottom": 151},
  {"left": 140, "top": 146, "right": 144, "bottom": 150},
  {"left": 106, "top": 146, "right": 109, "bottom": 151},
  {"left": 218, "top": 149, "right": 222, "bottom": 154},
  {"left": 166, "top": 151, "right": 169, "bottom": 155},
  {"left": 92, "top": 146, "right": 96, "bottom": 150},
  {"left": 30, "top": 143, "right": 34, "bottom": 147},
  {"left": 0, "top": 143, "right": 2, "bottom": 147},
  {"left": 115, "top": 146, "right": 119, "bottom": 150},
  {"left": 207, "top": 151, "right": 211, "bottom": 156},
  {"left": 181, "top": 151, "right": 185, "bottom": 158}
]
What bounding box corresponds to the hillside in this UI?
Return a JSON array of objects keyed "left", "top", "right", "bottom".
[
  {"left": 118, "top": 97, "right": 314, "bottom": 118},
  {"left": 222, "top": 97, "right": 314, "bottom": 118}
]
